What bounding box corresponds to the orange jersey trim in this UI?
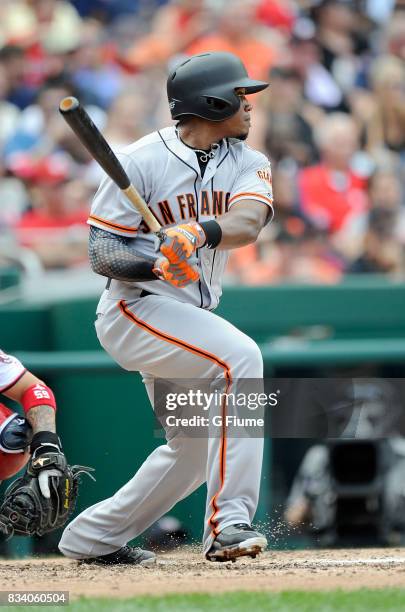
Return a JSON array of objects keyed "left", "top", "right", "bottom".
[
  {"left": 228, "top": 192, "right": 274, "bottom": 207},
  {"left": 118, "top": 299, "right": 232, "bottom": 538},
  {"left": 88, "top": 214, "right": 138, "bottom": 234}
]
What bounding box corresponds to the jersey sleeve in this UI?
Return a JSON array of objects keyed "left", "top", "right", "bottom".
[
  {"left": 87, "top": 152, "right": 146, "bottom": 237},
  {"left": 0, "top": 350, "right": 26, "bottom": 393},
  {"left": 228, "top": 149, "right": 274, "bottom": 223}
]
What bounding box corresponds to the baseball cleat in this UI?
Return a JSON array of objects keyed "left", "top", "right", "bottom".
[
  {"left": 79, "top": 545, "right": 156, "bottom": 566},
  {"left": 206, "top": 523, "right": 267, "bottom": 562}
]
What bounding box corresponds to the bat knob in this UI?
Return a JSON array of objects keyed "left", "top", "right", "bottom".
[{"left": 59, "top": 96, "right": 80, "bottom": 114}]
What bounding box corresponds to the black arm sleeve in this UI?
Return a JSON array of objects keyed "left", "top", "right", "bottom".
[{"left": 88, "top": 226, "right": 157, "bottom": 282}]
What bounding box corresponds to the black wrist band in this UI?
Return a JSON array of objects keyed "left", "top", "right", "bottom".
[
  {"left": 200, "top": 220, "right": 222, "bottom": 249},
  {"left": 30, "top": 431, "right": 61, "bottom": 453}
]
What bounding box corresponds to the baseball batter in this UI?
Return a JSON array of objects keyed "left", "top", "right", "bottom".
[{"left": 59, "top": 52, "right": 274, "bottom": 564}]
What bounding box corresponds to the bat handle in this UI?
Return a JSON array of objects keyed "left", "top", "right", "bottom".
[{"left": 122, "top": 184, "right": 162, "bottom": 234}]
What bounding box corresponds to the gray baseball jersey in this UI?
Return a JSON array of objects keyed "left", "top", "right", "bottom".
[
  {"left": 59, "top": 127, "right": 273, "bottom": 559},
  {"left": 87, "top": 126, "right": 273, "bottom": 308}
]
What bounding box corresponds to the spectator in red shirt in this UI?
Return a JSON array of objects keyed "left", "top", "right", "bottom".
[
  {"left": 298, "top": 112, "right": 368, "bottom": 234},
  {"left": 13, "top": 155, "right": 89, "bottom": 269}
]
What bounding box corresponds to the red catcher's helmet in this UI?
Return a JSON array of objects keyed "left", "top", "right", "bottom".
[{"left": 0, "top": 404, "right": 32, "bottom": 480}]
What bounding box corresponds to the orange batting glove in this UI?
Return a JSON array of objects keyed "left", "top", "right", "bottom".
[
  {"left": 159, "top": 223, "right": 206, "bottom": 264},
  {"left": 153, "top": 256, "right": 200, "bottom": 288}
]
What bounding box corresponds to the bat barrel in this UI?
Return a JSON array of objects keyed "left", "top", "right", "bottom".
[{"left": 59, "top": 96, "right": 130, "bottom": 190}]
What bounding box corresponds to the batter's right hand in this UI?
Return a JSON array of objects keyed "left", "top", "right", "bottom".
[
  {"left": 158, "top": 224, "right": 205, "bottom": 264},
  {"left": 153, "top": 256, "right": 199, "bottom": 288}
]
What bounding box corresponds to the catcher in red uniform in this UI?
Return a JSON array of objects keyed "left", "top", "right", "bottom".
[{"left": 0, "top": 349, "right": 93, "bottom": 539}]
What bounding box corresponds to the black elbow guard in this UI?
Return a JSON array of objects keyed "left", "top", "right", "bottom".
[{"left": 88, "top": 226, "right": 157, "bottom": 282}]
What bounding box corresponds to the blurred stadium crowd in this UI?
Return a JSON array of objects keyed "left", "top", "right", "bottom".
[{"left": 0, "top": 0, "right": 404, "bottom": 285}]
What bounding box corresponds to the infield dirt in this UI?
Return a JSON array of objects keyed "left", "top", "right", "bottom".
[{"left": 1, "top": 548, "right": 405, "bottom": 599}]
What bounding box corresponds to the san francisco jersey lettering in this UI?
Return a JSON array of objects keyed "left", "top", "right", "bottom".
[{"left": 87, "top": 126, "right": 273, "bottom": 310}]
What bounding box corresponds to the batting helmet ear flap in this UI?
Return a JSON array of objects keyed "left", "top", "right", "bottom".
[
  {"left": 0, "top": 405, "right": 32, "bottom": 453},
  {"left": 204, "top": 94, "right": 238, "bottom": 113},
  {"left": 0, "top": 404, "right": 32, "bottom": 480}
]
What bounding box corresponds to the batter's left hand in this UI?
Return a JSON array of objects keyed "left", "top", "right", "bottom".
[{"left": 159, "top": 223, "right": 205, "bottom": 263}]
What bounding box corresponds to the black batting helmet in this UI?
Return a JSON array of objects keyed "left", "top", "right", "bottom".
[{"left": 167, "top": 52, "right": 269, "bottom": 122}]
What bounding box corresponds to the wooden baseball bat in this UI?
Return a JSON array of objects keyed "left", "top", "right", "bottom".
[{"left": 59, "top": 96, "right": 161, "bottom": 234}]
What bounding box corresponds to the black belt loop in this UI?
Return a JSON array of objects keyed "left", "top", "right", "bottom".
[{"left": 105, "top": 278, "right": 111, "bottom": 290}]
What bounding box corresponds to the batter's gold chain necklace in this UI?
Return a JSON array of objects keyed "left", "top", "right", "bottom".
[{"left": 176, "top": 128, "right": 220, "bottom": 162}]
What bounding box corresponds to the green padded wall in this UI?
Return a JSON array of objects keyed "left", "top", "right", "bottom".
[
  {"left": 216, "top": 280, "right": 405, "bottom": 342},
  {"left": 0, "top": 306, "right": 52, "bottom": 351}
]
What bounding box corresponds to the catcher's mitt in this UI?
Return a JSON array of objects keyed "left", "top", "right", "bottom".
[{"left": 0, "top": 432, "right": 94, "bottom": 539}]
